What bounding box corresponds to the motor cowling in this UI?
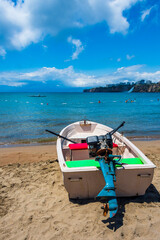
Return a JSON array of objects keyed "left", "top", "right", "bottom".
[
  {"left": 86, "top": 135, "right": 108, "bottom": 157},
  {"left": 86, "top": 135, "right": 100, "bottom": 157}
]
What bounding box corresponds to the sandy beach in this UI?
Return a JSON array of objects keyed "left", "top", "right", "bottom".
[{"left": 0, "top": 140, "right": 160, "bottom": 240}]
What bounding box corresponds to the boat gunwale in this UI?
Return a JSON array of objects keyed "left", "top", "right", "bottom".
[{"left": 57, "top": 121, "right": 156, "bottom": 173}]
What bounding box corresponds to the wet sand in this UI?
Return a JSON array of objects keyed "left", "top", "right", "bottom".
[{"left": 0, "top": 141, "right": 160, "bottom": 240}]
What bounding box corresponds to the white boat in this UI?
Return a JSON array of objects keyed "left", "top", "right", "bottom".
[{"left": 56, "top": 120, "right": 156, "bottom": 200}]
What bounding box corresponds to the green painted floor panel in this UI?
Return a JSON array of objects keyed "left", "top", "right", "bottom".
[{"left": 66, "top": 157, "right": 143, "bottom": 168}]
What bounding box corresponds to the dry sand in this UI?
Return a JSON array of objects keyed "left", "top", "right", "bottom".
[{"left": 0, "top": 141, "right": 160, "bottom": 240}]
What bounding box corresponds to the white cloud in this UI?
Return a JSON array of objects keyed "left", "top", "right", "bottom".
[
  {"left": 67, "top": 36, "right": 84, "bottom": 60},
  {"left": 116, "top": 64, "right": 143, "bottom": 73},
  {"left": 42, "top": 45, "right": 48, "bottom": 49},
  {"left": 113, "top": 65, "right": 160, "bottom": 83},
  {"left": 0, "top": 0, "right": 140, "bottom": 51},
  {"left": 141, "top": 5, "right": 156, "bottom": 22},
  {"left": 0, "top": 65, "right": 160, "bottom": 88},
  {"left": 126, "top": 54, "right": 135, "bottom": 60},
  {"left": 0, "top": 46, "right": 6, "bottom": 58},
  {"left": 0, "top": 0, "right": 41, "bottom": 50}
]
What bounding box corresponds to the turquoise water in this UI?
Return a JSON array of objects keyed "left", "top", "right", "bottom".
[{"left": 0, "top": 92, "right": 160, "bottom": 144}]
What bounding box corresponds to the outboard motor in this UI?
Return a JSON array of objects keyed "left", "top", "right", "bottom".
[{"left": 87, "top": 121, "right": 126, "bottom": 218}]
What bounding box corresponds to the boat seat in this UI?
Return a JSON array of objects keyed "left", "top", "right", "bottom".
[
  {"left": 113, "top": 143, "right": 118, "bottom": 148},
  {"left": 69, "top": 143, "right": 88, "bottom": 150},
  {"left": 68, "top": 142, "right": 118, "bottom": 150},
  {"left": 66, "top": 158, "right": 143, "bottom": 168},
  {"left": 68, "top": 143, "right": 89, "bottom": 160},
  {"left": 68, "top": 143, "right": 118, "bottom": 161}
]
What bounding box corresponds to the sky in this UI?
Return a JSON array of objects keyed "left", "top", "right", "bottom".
[{"left": 0, "top": 0, "right": 160, "bottom": 92}]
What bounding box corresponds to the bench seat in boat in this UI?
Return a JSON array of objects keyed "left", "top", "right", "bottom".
[
  {"left": 68, "top": 143, "right": 119, "bottom": 160},
  {"left": 66, "top": 158, "right": 143, "bottom": 168},
  {"left": 68, "top": 142, "right": 118, "bottom": 150}
]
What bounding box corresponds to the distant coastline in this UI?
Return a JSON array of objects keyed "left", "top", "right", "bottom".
[{"left": 84, "top": 80, "right": 160, "bottom": 93}]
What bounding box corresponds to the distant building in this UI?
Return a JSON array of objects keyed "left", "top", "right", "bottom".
[
  {"left": 137, "top": 79, "right": 145, "bottom": 85},
  {"left": 106, "top": 84, "right": 114, "bottom": 87},
  {"left": 119, "top": 82, "right": 131, "bottom": 86},
  {"left": 146, "top": 80, "right": 152, "bottom": 84}
]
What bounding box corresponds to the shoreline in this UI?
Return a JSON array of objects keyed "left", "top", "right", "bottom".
[
  {"left": 0, "top": 141, "right": 56, "bottom": 149},
  {"left": 1, "top": 134, "right": 160, "bottom": 149},
  {"left": 0, "top": 139, "right": 160, "bottom": 167}
]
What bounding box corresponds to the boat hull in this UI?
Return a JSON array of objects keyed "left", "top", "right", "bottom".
[
  {"left": 63, "top": 167, "right": 154, "bottom": 199},
  {"left": 56, "top": 121, "right": 156, "bottom": 199}
]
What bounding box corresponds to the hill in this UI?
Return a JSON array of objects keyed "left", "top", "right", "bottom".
[{"left": 83, "top": 81, "right": 160, "bottom": 93}]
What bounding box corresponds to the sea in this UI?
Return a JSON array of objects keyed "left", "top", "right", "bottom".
[{"left": 0, "top": 92, "right": 160, "bottom": 145}]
